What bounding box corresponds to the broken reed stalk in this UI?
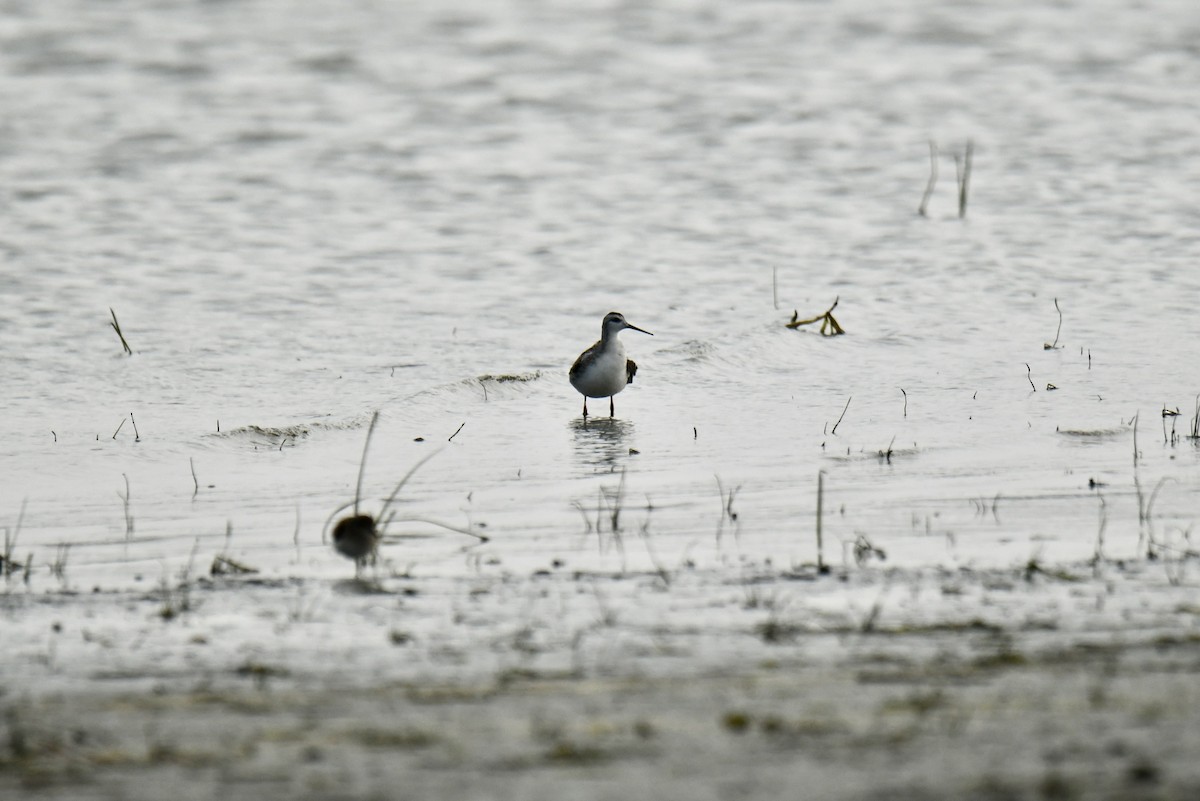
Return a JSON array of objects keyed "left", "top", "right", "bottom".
[
  {"left": 109, "top": 308, "right": 133, "bottom": 355},
  {"left": 815, "top": 471, "right": 828, "bottom": 574},
  {"left": 190, "top": 457, "right": 199, "bottom": 498},
  {"left": 1093, "top": 493, "right": 1108, "bottom": 565},
  {"left": 355, "top": 411, "right": 380, "bottom": 516},
  {"left": 1132, "top": 411, "right": 1139, "bottom": 466},
  {"left": 50, "top": 543, "right": 70, "bottom": 584},
  {"left": 1044, "top": 298, "right": 1063, "bottom": 349},
  {"left": 786, "top": 296, "right": 845, "bottom": 336},
  {"left": 610, "top": 468, "right": 627, "bottom": 534},
  {"left": 1132, "top": 410, "right": 1148, "bottom": 556},
  {"left": 1162, "top": 405, "right": 1181, "bottom": 446},
  {"left": 955, "top": 140, "right": 973, "bottom": 218},
  {"left": 918, "top": 140, "right": 938, "bottom": 216},
  {"left": 3, "top": 499, "right": 28, "bottom": 577},
  {"left": 51, "top": 543, "right": 70, "bottom": 576},
  {"left": 377, "top": 449, "right": 442, "bottom": 527},
  {"left": 379, "top": 456, "right": 488, "bottom": 542},
  {"left": 636, "top": 497, "right": 671, "bottom": 586},
  {"left": 120, "top": 474, "right": 134, "bottom": 540},
  {"left": 1136, "top": 475, "right": 1173, "bottom": 560},
  {"left": 714, "top": 476, "right": 741, "bottom": 543},
  {"left": 831, "top": 396, "right": 852, "bottom": 435}
]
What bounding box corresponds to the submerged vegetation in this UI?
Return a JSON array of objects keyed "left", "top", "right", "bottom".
[
  {"left": 917, "top": 139, "right": 974, "bottom": 218},
  {"left": 325, "top": 411, "right": 487, "bottom": 578}
]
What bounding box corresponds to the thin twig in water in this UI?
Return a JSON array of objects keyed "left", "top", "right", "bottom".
[
  {"left": 772, "top": 267, "right": 779, "bottom": 310},
  {"left": 448, "top": 422, "right": 466, "bottom": 442},
  {"left": 1132, "top": 411, "right": 1139, "bottom": 466},
  {"left": 956, "top": 140, "right": 973, "bottom": 219},
  {"left": 1092, "top": 493, "right": 1108, "bottom": 566},
  {"left": 119, "top": 474, "right": 133, "bottom": 540},
  {"left": 714, "top": 476, "right": 741, "bottom": 542},
  {"left": 112, "top": 416, "right": 126, "bottom": 440},
  {"left": 1142, "top": 477, "right": 1174, "bottom": 559},
  {"left": 589, "top": 473, "right": 627, "bottom": 569},
  {"left": 50, "top": 544, "right": 70, "bottom": 585},
  {"left": 378, "top": 449, "right": 442, "bottom": 527},
  {"left": 918, "top": 140, "right": 938, "bottom": 216},
  {"left": 1044, "top": 298, "right": 1063, "bottom": 349},
  {"left": 831, "top": 396, "right": 852, "bottom": 435},
  {"left": 637, "top": 495, "right": 670, "bottom": 586},
  {"left": 380, "top": 468, "right": 488, "bottom": 544},
  {"left": 190, "top": 457, "right": 199, "bottom": 498},
  {"left": 900, "top": 388, "right": 908, "bottom": 418},
  {"left": 571, "top": 500, "right": 593, "bottom": 534},
  {"left": 109, "top": 308, "right": 132, "bottom": 355},
  {"left": 1025, "top": 363, "right": 1036, "bottom": 392},
  {"left": 609, "top": 468, "right": 627, "bottom": 534},
  {"left": 816, "top": 471, "right": 828, "bottom": 574},
  {"left": 130, "top": 412, "right": 140, "bottom": 442},
  {"left": 325, "top": 434, "right": 488, "bottom": 572},
  {"left": 1162, "top": 405, "right": 1181, "bottom": 446},
  {"left": 593, "top": 485, "right": 603, "bottom": 539},
  {"left": 355, "top": 412, "right": 380, "bottom": 516},
  {"left": 3, "top": 499, "right": 27, "bottom": 578}
]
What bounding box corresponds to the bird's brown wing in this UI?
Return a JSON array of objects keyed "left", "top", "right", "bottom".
[
  {"left": 625, "top": 359, "right": 638, "bottom": 384},
  {"left": 570, "top": 341, "right": 598, "bottom": 381}
]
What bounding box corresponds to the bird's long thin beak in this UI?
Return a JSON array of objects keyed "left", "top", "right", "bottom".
[{"left": 626, "top": 323, "right": 653, "bottom": 336}]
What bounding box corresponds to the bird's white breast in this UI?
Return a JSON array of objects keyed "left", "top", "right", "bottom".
[{"left": 571, "top": 339, "right": 629, "bottom": 398}]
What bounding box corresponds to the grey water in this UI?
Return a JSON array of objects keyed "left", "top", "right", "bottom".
[{"left": 3, "top": 0, "right": 1200, "bottom": 590}]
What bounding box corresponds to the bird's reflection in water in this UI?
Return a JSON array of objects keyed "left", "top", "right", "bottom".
[{"left": 569, "top": 417, "right": 635, "bottom": 468}]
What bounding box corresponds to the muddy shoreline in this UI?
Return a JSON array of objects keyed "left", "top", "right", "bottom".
[{"left": 5, "top": 561, "right": 1198, "bottom": 800}]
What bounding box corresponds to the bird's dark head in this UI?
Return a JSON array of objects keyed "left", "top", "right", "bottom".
[{"left": 602, "top": 312, "right": 652, "bottom": 337}]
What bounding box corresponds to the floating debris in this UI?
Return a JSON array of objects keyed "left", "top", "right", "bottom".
[
  {"left": 786, "top": 297, "right": 845, "bottom": 336},
  {"left": 210, "top": 555, "right": 258, "bottom": 576},
  {"left": 109, "top": 308, "right": 133, "bottom": 355}
]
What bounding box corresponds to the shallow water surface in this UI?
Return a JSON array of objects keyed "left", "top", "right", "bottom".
[
  {"left": 4, "top": 4, "right": 1200, "bottom": 798},
  {"left": 1, "top": 0, "right": 1198, "bottom": 622}
]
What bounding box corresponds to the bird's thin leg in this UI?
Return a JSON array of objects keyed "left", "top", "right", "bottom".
[
  {"left": 583, "top": 398, "right": 589, "bottom": 418},
  {"left": 610, "top": 396, "right": 615, "bottom": 417}
]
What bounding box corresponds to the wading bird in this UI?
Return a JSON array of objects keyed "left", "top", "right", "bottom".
[{"left": 569, "top": 311, "right": 652, "bottom": 418}]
